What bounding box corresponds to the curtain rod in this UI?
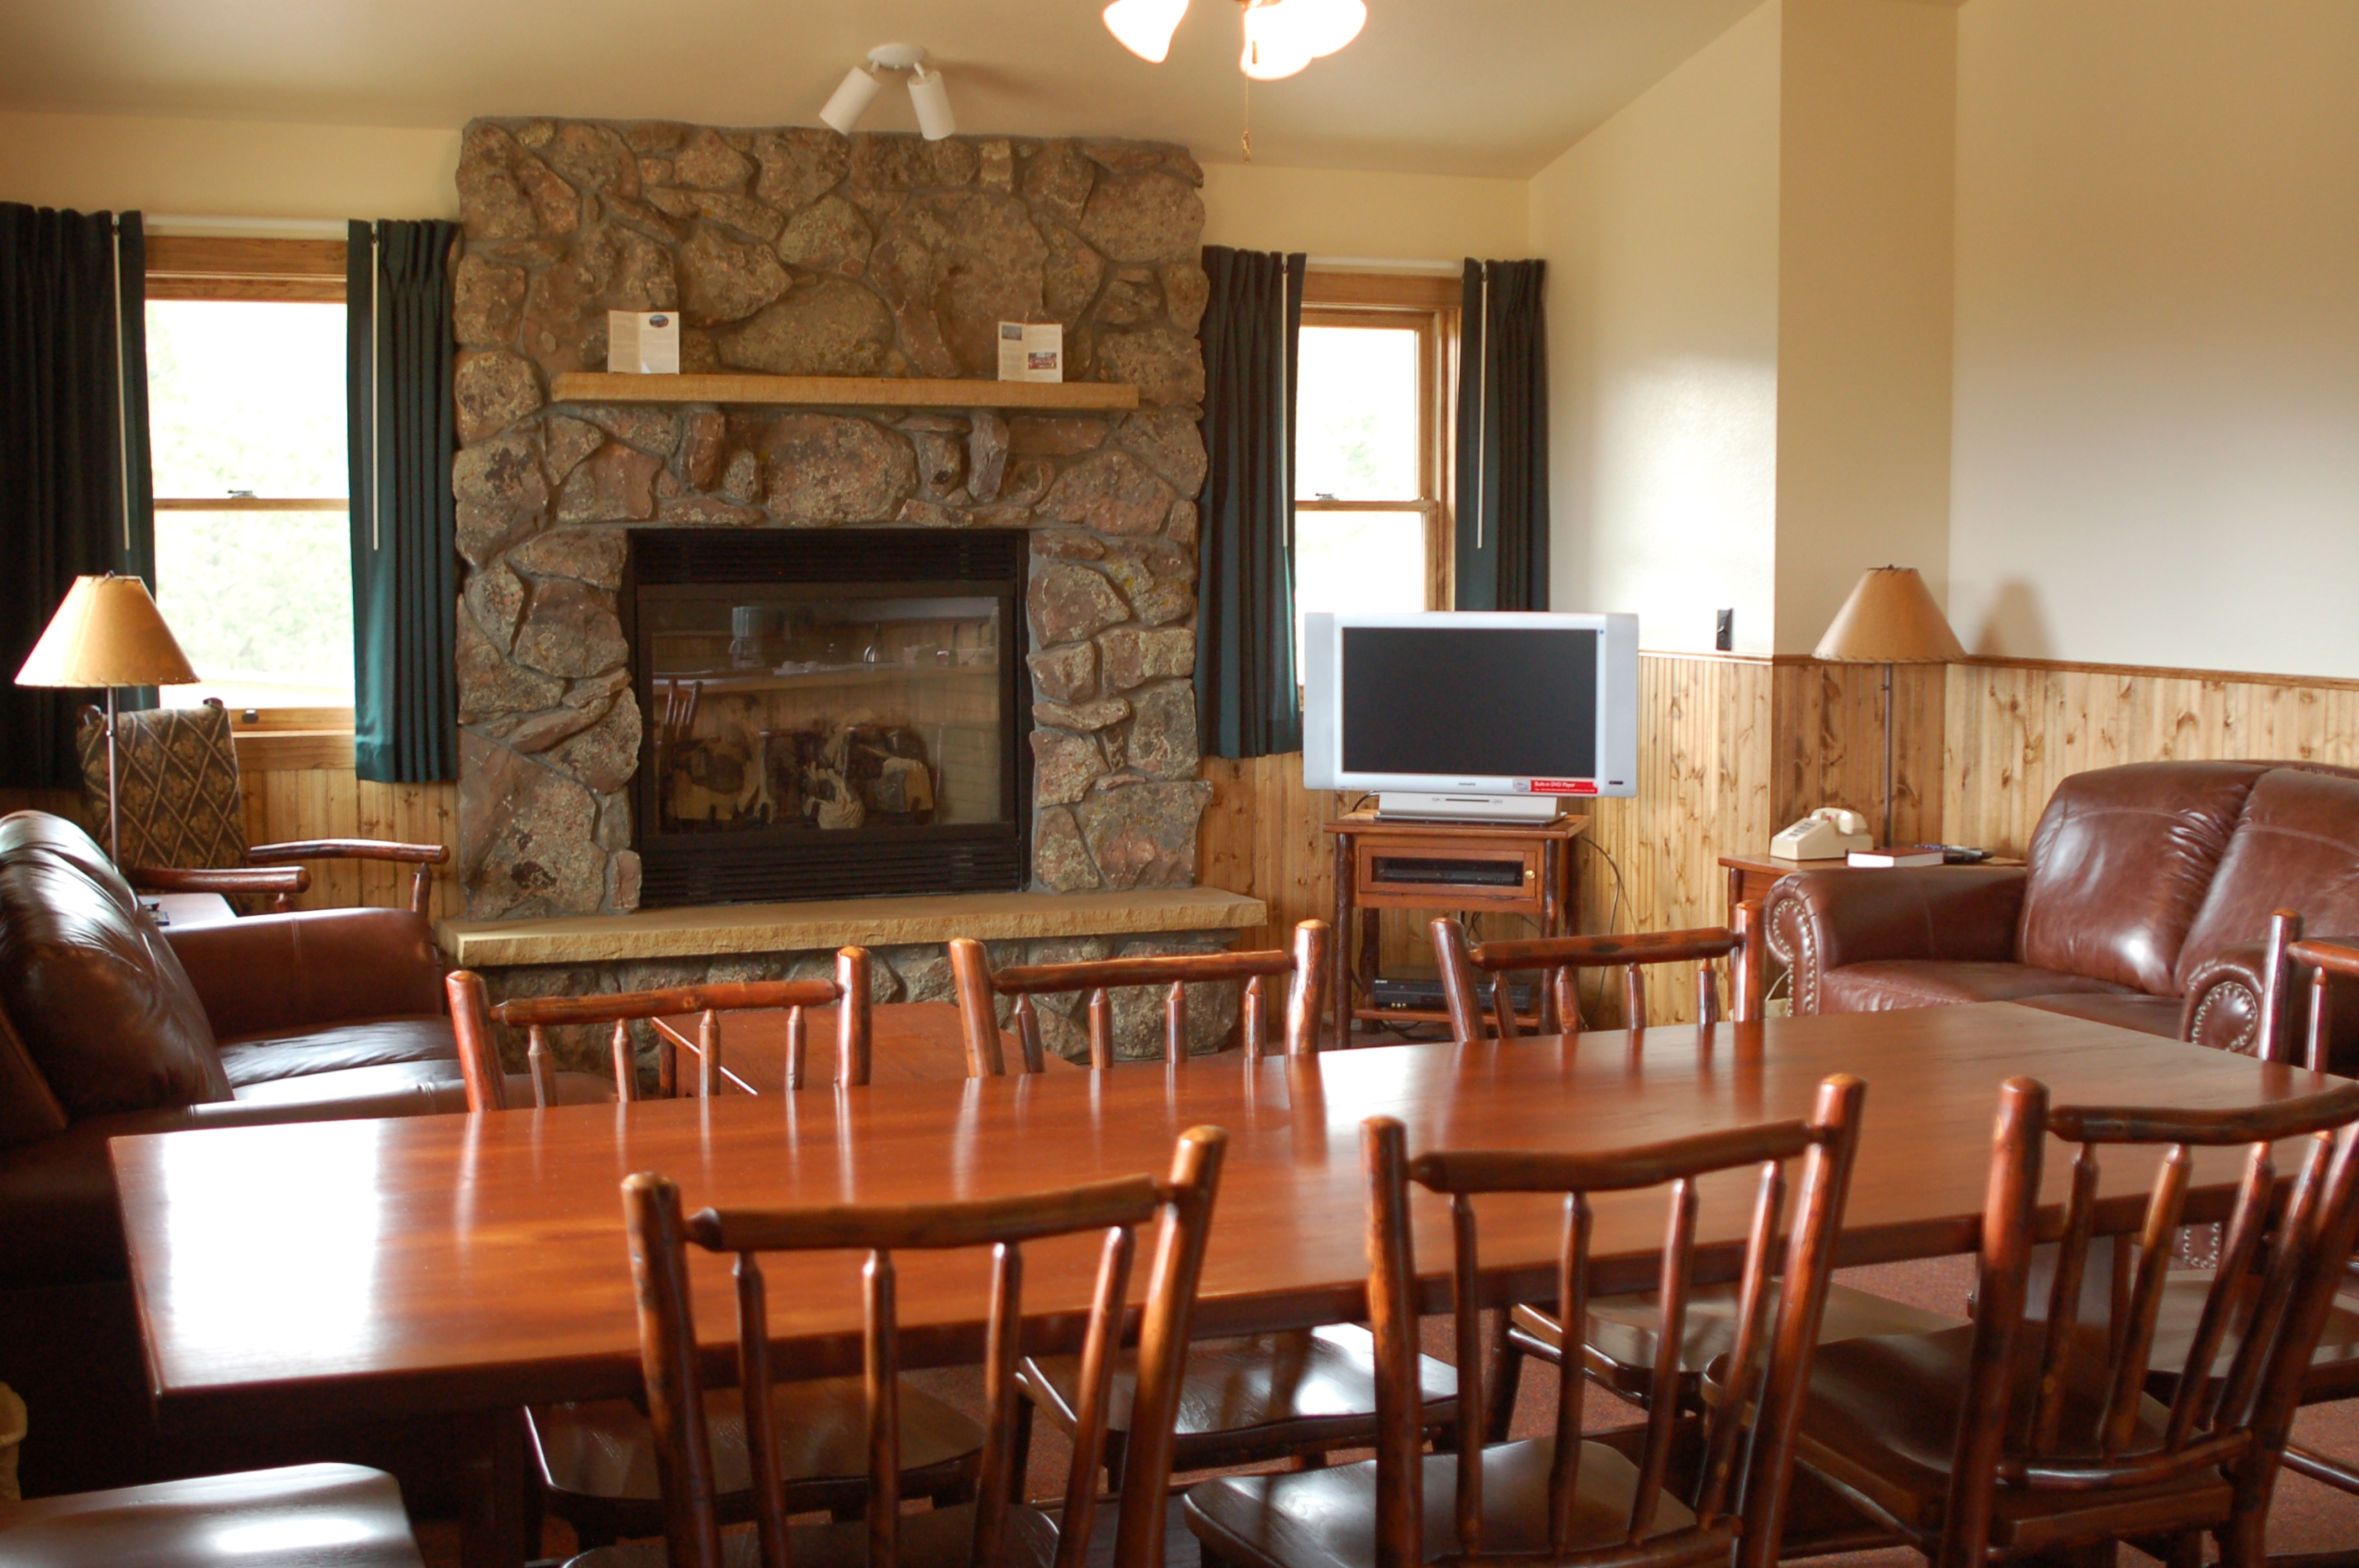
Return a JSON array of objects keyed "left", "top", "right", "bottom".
[
  {"left": 1306, "top": 256, "right": 1463, "bottom": 276},
  {"left": 145, "top": 215, "right": 349, "bottom": 237}
]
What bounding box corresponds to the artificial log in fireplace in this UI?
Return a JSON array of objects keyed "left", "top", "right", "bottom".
[{"left": 626, "top": 529, "right": 1032, "bottom": 907}]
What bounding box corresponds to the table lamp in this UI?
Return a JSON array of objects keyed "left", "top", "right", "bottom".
[
  {"left": 14, "top": 574, "right": 199, "bottom": 864},
  {"left": 1812, "top": 566, "right": 1964, "bottom": 848}
]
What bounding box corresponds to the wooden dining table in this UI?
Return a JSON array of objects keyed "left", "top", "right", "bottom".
[{"left": 111, "top": 1002, "right": 2334, "bottom": 1566}]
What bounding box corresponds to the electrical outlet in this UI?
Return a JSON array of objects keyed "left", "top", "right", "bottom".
[{"left": 1715, "top": 609, "right": 1733, "bottom": 651}]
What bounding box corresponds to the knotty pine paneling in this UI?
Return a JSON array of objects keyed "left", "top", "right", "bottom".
[
  {"left": 1771, "top": 660, "right": 1946, "bottom": 848},
  {"left": 1942, "top": 660, "right": 2359, "bottom": 858}
]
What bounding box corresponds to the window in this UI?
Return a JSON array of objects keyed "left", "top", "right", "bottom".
[
  {"left": 145, "top": 238, "right": 353, "bottom": 712},
  {"left": 1292, "top": 273, "right": 1459, "bottom": 655}
]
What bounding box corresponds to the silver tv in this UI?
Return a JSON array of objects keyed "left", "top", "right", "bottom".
[{"left": 1301, "top": 611, "right": 1639, "bottom": 815}]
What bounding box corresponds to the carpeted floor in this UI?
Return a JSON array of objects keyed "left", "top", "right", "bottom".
[{"left": 418, "top": 1256, "right": 2359, "bottom": 1566}]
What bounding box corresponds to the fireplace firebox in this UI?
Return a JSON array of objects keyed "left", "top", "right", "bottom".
[{"left": 625, "top": 530, "right": 1032, "bottom": 907}]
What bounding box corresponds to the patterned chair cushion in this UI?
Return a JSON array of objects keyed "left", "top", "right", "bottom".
[{"left": 75, "top": 700, "right": 251, "bottom": 872}]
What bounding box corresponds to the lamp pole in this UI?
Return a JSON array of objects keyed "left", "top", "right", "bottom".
[{"left": 1881, "top": 660, "right": 1895, "bottom": 849}]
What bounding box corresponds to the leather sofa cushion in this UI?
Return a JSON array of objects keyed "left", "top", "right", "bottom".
[
  {"left": 1819, "top": 961, "right": 2134, "bottom": 1013},
  {"left": 217, "top": 1018, "right": 458, "bottom": 1088},
  {"left": 2013, "top": 991, "right": 2182, "bottom": 1038},
  {"left": 2018, "top": 761, "right": 2265, "bottom": 996},
  {"left": 2176, "top": 767, "right": 2359, "bottom": 990},
  {"left": 168, "top": 908, "right": 446, "bottom": 1044},
  {"left": 0, "top": 998, "right": 68, "bottom": 1149},
  {"left": 0, "top": 840, "right": 230, "bottom": 1118}
]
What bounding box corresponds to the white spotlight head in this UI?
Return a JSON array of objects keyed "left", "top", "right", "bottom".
[
  {"left": 1103, "top": 0, "right": 1190, "bottom": 63},
  {"left": 819, "top": 65, "right": 881, "bottom": 135},
  {"left": 908, "top": 64, "right": 957, "bottom": 140}
]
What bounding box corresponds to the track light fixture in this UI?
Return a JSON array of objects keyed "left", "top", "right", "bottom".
[
  {"left": 818, "top": 43, "right": 957, "bottom": 139},
  {"left": 1103, "top": 0, "right": 1366, "bottom": 80}
]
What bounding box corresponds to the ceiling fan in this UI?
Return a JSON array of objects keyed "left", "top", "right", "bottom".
[{"left": 1102, "top": 0, "right": 1368, "bottom": 81}]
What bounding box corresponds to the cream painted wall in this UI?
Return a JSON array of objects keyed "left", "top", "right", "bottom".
[
  {"left": 1948, "top": 0, "right": 2359, "bottom": 678},
  {"left": 1772, "top": 0, "right": 1954, "bottom": 654},
  {"left": 1528, "top": 1, "right": 1781, "bottom": 655},
  {"left": 0, "top": 110, "right": 459, "bottom": 226},
  {"left": 0, "top": 107, "right": 1528, "bottom": 263},
  {"left": 1199, "top": 162, "right": 1527, "bottom": 263}
]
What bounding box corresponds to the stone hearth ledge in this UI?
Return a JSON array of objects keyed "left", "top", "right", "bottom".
[{"left": 438, "top": 885, "right": 1265, "bottom": 968}]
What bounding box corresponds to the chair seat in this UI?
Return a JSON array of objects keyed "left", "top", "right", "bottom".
[
  {"left": 0, "top": 1461, "right": 422, "bottom": 1568},
  {"left": 1510, "top": 1281, "right": 1959, "bottom": 1401},
  {"left": 217, "top": 1017, "right": 457, "bottom": 1086},
  {"left": 1787, "top": 1325, "right": 2235, "bottom": 1549},
  {"left": 534, "top": 1375, "right": 985, "bottom": 1503},
  {"left": 2144, "top": 1270, "right": 2359, "bottom": 1400},
  {"left": 1183, "top": 1439, "right": 1705, "bottom": 1568},
  {"left": 569, "top": 1497, "right": 1062, "bottom": 1568},
  {"left": 1019, "top": 1324, "right": 1456, "bottom": 1451}
]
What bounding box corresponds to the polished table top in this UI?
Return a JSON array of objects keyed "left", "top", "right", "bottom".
[
  {"left": 113, "top": 1002, "right": 2330, "bottom": 1434},
  {"left": 651, "top": 1001, "right": 1072, "bottom": 1094}
]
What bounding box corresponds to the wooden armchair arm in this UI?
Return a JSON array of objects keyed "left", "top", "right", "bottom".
[
  {"left": 248, "top": 838, "right": 449, "bottom": 914},
  {"left": 128, "top": 863, "right": 311, "bottom": 913}
]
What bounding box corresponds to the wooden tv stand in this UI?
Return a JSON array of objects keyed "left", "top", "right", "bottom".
[{"left": 1323, "top": 808, "right": 1585, "bottom": 1046}]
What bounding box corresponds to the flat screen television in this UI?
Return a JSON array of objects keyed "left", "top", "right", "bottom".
[{"left": 1301, "top": 611, "right": 1639, "bottom": 819}]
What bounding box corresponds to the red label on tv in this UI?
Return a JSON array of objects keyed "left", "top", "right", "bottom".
[{"left": 1529, "top": 778, "right": 1599, "bottom": 795}]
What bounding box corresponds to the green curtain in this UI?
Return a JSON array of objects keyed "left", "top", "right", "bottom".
[
  {"left": 1194, "top": 247, "right": 1306, "bottom": 759},
  {"left": 0, "top": 205, "right": 153, "bottom": 789},
  {"left": 1454, "top": 259, "right": 1549, "bottom": 612},
  {"left": 346, "top": 219, "right": 459, "bottom": 784}
]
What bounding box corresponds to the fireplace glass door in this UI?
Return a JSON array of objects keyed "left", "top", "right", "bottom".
[{"left": 628, "top": 530, "right": 1029, "bottom": 907}]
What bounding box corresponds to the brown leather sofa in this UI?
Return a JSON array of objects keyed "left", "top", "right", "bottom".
[
  {"left": 1764, "top": 761, "right": 2359, "bottom": 1071},
  {"left": 0, "top": 808, "right": 597, "bottom": 1497}
]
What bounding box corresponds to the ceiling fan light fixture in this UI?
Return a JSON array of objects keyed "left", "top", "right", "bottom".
[
  {"left": 1283, "top": 0, "right": 1367, "bottom": 58},
  {"left": 1239, "top": 0, "right": 1315, "bottom": 79},
  {"left": 1103, "top": 0, "right": 1191, "bottom": 64}
]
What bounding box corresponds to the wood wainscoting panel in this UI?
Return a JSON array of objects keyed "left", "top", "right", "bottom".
[
  {"left": 238, "top": 769, "right": 462, "bottom": 921},
  {"left": 1943, "top": 660, "right": 2359, "bottom": 858},
  {"left": 1771, "top": 660, "right": 1946, "bottom": 848}
]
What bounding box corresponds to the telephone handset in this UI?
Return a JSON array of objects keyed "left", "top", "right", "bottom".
[{"left": 1769, "top": 806, "right": 1873, "bottom": 860}]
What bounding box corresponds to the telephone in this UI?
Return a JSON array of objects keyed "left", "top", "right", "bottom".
[{"left": 1769, "top": 806, "right": 1873, "bottom": 860}]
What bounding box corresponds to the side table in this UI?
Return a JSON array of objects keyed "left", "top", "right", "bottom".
[{"left": 1324, "top": 809, "right": 1585, "bottom": 1045}]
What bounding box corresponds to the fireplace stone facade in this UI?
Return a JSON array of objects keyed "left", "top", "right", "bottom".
[{"left": 451, "top": 118, "right": 1214, "bottom": 923}]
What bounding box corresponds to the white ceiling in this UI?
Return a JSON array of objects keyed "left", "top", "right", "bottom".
[{"left": 0, "top": 0, "right": 1762, "bottom": 179}]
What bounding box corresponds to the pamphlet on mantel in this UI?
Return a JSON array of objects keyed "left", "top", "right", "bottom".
[
  {"left": 997, "top": 321, "right": 1063, "bottom": 382},
  {"left": 608, "top": 310, "right": 680, "bottom": 374}
]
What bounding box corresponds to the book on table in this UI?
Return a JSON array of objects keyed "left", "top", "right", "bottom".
[{"left": 1847, "top": 847, "right": 1946, "bottom": 869}]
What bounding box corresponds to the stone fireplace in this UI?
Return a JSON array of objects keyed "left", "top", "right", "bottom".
[
  {"left": 451, "top": 118, "right": 1214, "bottom": 923},
  {"left": 444, "top": 119, "right": 1243, "bottom": 1062}
]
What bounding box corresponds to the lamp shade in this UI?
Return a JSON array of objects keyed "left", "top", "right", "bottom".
[
  {"left": 1812, "top": 567, "right": 1965, "bottom": 664},
  {"left": 14, "top": 574, "right": 198, "bottom": 689}
]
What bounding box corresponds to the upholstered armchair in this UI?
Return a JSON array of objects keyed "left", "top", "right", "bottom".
[{"left": 76, "top": 697, "right": 447, "bottom": 913}]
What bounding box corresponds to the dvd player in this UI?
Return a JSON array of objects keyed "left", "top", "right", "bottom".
[{"left": 1369, "top": 977, "right": 1533, "bottom": 1012}]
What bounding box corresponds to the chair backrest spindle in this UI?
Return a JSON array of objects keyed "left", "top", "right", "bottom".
[
  {"left": 950, "top": 922, "right": 1331, "bottom": 1071},
  {"left": 1437, "top": 903, "right": 1763, "bottom": 1045}
]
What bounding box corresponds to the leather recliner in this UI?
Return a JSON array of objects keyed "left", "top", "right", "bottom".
[
  {"left": 1764, "top": 761, "right": 2359, "bottom": 1071},
  {"left": 0, "top": 809, "right": 603, "bottom": 1496}
]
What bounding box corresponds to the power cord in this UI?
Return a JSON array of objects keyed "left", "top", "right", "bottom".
[{"left": 1578, "top": 836, "right": 1629, "bottom": 1021}]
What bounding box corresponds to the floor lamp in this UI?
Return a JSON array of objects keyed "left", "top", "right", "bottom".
[
  {"left": 1812, "top": 567, "right": 1964, "bottom": 848},
  {"left": 13, "top": 574, "right": 199, "bottom": 864}
]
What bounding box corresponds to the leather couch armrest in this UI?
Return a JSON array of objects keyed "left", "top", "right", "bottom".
[
  {"left": 1766, "top": 866, "right": 2029, "bottom": 1015},
  {"left": 165, "top": 907, "right": 447, "bottom": 1043},
  {"left": 2186, "top": 938, "right": 2359, "bottom": 1074}
]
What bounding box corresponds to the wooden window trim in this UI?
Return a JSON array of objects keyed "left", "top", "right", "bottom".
[
  {"left": 1297, "top": 272, "right": 1461, "bottom": 610},
  {"left": 147, "top": 235, "right": 346, "bottom": 303}
]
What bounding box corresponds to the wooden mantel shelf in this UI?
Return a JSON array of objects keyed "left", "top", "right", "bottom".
[
  {"left": 438, "top": 885, "right": 1264, "bottom": 968},
  {"left": 548, "top": 371, "right": 1139, "bottom": 412}
]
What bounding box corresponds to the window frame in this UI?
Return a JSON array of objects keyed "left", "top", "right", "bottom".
[
  {"left": 146, "top": 237, "right": 358, "bottom": 737},
  {"left": 1295, "top": 271, "right": 1461, "bottom": 612}
]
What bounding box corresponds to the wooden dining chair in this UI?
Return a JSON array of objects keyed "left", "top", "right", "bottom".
[
  {"left": 566, "top": 1126, "right": 1228, "bottom": 1568},
  {"left": 447, "top": 954, "right": 986, "bottom": 1551},
  {"left": 1184, "top": 1075, "right": 1867, "bottom": 1568},
  {"left": 2142, "top": 920, "right": 2359, "bottom": 1545},
  {"left": 952, "top": 921, "right": 1461, "bottom": 1496},
  {"left": 947, "top": 920, "right": 1329, "bottom": 1073},
  {"left": 0, "top": 1462, "right": 424, "bottom": 1567},
  {"left": 1435, "top": 907, "right": 1949, "bottom": 1435},
  {"left": 1784, "top": 1073, "right": 2359, "bottom": 1567},
  {"left": 444, "top": 948, "right": 872, "bottom": 1110}
]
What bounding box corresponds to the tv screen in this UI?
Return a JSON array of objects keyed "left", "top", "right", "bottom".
[{"left": 1341, "top": 626, "right": 1599, "bottom": 779}]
